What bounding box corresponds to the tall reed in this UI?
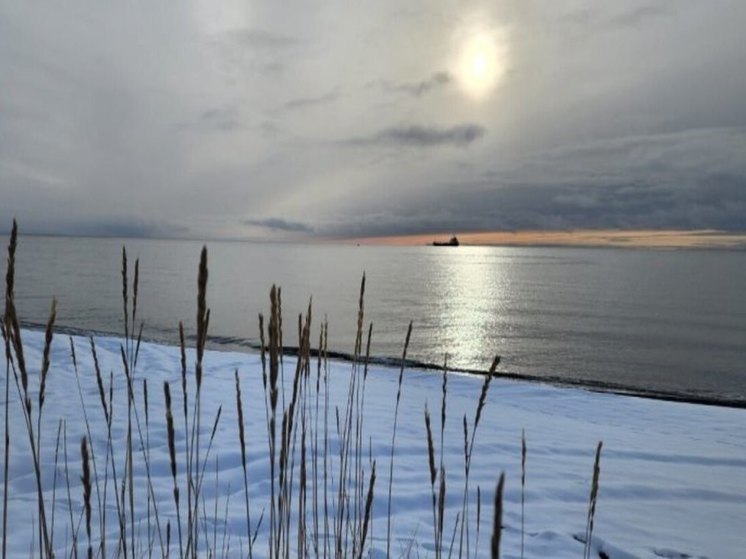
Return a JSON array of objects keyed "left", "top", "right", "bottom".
[
  {"left": 3, "top": 220, "right": 54, "bottom": 558},
  {"left": 385, "top": 320, "right": 412, "bottom": 559},
  {"left": 459, "top": 356, "right": 499, "bottom": 559},
  {"left": 69, "top": 336, "right": 106, "bottom": 557},
  {"left": 424, "top": 403, "right": 438, "bottom": 557},
  {"left": 490, "top": 473, "right": 505, "bottom": 559},
  {"left": 521, "top": 430, "right": 526, "bottom": 559},
  {"left": 583, "top": 441, "right": 603, "bottom": 559},
  {"left": 1, "top": 319, "right": 11, "bottom": 559},
  {"left": 192, "top": 246, "right": 209, "bottom": 557},
  {"left": 234, "top": 370, "right": 254, "bottom": 559},
  {"left": 81, "top": 437, "right": 92, "bottom": 559},
  {"left": 164, "top": 382, "right": 183, "bottom": 558}
]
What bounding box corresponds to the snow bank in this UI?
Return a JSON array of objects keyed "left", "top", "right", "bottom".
[{"left": 2, "top": 330, "right": 744, "bottom": 558}]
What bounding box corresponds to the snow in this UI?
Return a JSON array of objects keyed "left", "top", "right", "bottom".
[{"left": 2, "top": 329, "right": 745, "bottom": 558}]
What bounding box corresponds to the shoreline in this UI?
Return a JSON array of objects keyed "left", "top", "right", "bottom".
[{"left": 21, "top": 320, "right": 746, "bottom": 410}]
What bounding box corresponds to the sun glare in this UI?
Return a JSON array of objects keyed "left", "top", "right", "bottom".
[{"left": 454, "top": 29, "right": 508, "bottom": 100}]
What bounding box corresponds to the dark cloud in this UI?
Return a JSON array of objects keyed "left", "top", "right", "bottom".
[
  {"left": 562, "top": 4, "right": 670, "bottom": 31},
  {"left": 278, "top": 90, "right": 339, "bottom": 111},
  {"left": 326, "top": 176, "right": 746, "bottom": 238},
  {"left": 352, "top": 124, "right": 486, "bottom": 148},
  {"left": 18, "top": 218, "right": 191, "bottom": 240},
  {"left": 244, "top": 217, "right": 314, "bottom": 233},
  {"left": 325, "top": 127, "right": 746, "bottom": 236},
  {"left": 380, "top": 72, "right": 451, "bottom": 97},
  {"left": 198, "top": 105, "right": 242, "bottom": 131}
]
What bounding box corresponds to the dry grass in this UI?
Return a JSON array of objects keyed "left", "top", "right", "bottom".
[
  {"left": 0, "top": 222, "right": 606, "bottom": 559},
  {"left": 583, "top": 442, "right": 604, "bottom": 559},
  {"left": 490, "top": 473, "right": 504, "bottom": 559}
]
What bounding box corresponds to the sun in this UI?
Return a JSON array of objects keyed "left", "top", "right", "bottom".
[{"left": 454, "top": 29, "right": 508, "bottom": 100}]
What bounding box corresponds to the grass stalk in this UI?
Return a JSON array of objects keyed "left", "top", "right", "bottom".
[
  {"left": 69, "top": 336, "right": 106, "bottom": 556},
  {"left": 474, "top": 486, "right": 481, "bottom": 559},
  {"left": 321, "top": 321, "right": 330, "bottom": 559},
  {"left": 144, "top": 378, "right": 152, "bottom": 559},
  {"left": 164, "top": 382, "right": 184, "bottom": 559},
  {"left": 385, "top": 320, "right": 412, "bottom": 559},
  {"left": 186, "top": 245, "right": 209, "bottom": 558},
  {"left": 81, "top": 437, "right": 92, "bottom": 559},
  {"left": 438, "top": 355, "right": 448, "bottom": 557},
  {"left": 187, "top": 406, "right": 223, "bottom": 556},
  {"left": 48, "top": 420, "right": 62, "bottom": 553},
  {"left": 178, "top": 321, "right": 192, "bottom": 559},
  {"left": 459, "top": 356, "right": 499, "bottom": 559},
  {"left": 358, "top": 461, "right": 376, "bottom": 559},
  {"left": 121, "top": 248, "right": 129, "bottom": 362},
  {"left": 521, "top": 430, "right": 526, "bottom": 559},
  {"left": 1, "top": 224, "right": 14, "bottom": 559},
  {"left": 335, "top": 278, "right": 365, "bottom": 559},
  {"left": 120, "top": 345, "right": 166, "bottom": 557},
  {"left": 36, "top": 299, "right": 56, "bottom": 467},
  {"left": 1, "top": 322, "right": 11, "bottom": 559},
  {"left": 267, "top": 286, "right": 280, "bottom": 559},
  {"left": 583, "top": 441, "right": 603, "bottom": 559},
  {"left": 424, "top": 404, "right": 438, "bottom": 559},
  {"left": 353, "top": 322, "right": 373, "bottom": 555},
  {"left": 62, "top": 422, "right": 78, "bottom": 559},
  {"left": 235, "top": 370, "right": 254, "bottom": 559},
  {"left": 4, "top": 221, "right": 53, "bottom": 558},
  {"left": 490, "top": 474, "right": 505, "bottom": 559},
  {"left": 311, "top": 321, "right": 323, "bottom": 559},
  {"left": 90, "top": 337, "right": 121, "bottom": 557}
]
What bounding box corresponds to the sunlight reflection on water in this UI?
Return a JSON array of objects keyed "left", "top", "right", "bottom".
[{"left": 428, "top": 247, "right": 510, "bottom": 367}]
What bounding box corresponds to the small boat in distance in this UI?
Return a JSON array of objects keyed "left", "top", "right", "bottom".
[{"left": 432, "top": 235, "right": 460, "bottom": 247}]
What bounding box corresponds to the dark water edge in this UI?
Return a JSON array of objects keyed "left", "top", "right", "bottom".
[{"left": 22, "top": 320, "right": 746, "bottom": 410}]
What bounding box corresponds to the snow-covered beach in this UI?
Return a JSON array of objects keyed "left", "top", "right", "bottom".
[{"left": 3, "top": 329, "right": 744, "bottom": 558}]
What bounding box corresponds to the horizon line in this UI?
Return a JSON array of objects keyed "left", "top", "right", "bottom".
[{"left": 4, "top": 228, "right": 746, "bottom": 249}]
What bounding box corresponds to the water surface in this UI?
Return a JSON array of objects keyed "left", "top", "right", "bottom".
[{"left": 5, "top": 235, "right": 746, "bottom": 404}]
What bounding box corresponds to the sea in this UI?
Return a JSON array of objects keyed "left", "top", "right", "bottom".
[{"left": 4, "top": 235, "right": 746, "bottom": 406}]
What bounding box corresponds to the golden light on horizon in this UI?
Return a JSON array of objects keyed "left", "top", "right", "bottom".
[
  {"left": 454, "top": 27, "right": 508, "bottom": 100},
  {"left": 344, "top": 229, "right": 746, "bottom": 250}
]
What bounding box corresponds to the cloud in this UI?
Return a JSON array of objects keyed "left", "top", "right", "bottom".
[
  {"left": 381, "top": 72, "right": 451, "bottom": 97},
  {"left": 351, "top": 124, "right": 486, "bottom": 148},
  {"left": 278, "top": 90, "right": 339, "bottom": 111},
  {"left": 14, "top": 218, "right": 192, "bottom": 239},
  {"left": 561, "top": 4, "right": 670, "bottom": 32},
  {"left": 325, "top": 127, "right": 746, "bottom": 236},
  {"left": 198, "top": 105, "right": 243, "bottom": 131},
  {"left": 244, "top": 217, "right": 314, "bottom": 233},
  {"left": 326, "top": 177, "right": 746, "bottom": 238},
  {"left": 209, "top": 27, "right": 299, "bottom": 83},
  {"left": 605, "top": 6, "right": 669, "bottom": 28},
  {"left": 1, "top": 1, "right": 744, "bottom": 241},
  {"left": 217, "top": 28, "right": 298, "bottom": 50}
]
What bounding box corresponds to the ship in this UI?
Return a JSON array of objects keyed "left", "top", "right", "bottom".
[{"left": 432, "top": 236, "right": 460, "bottom": 247}]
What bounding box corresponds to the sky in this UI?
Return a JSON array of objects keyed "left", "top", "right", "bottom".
[{"left": 1, "top": 0, "right": 745, "bottom": 241}]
